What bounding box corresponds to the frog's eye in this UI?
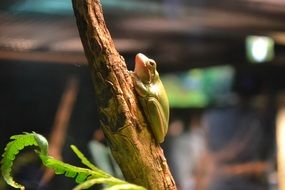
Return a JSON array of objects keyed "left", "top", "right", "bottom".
[{"left": 149, "top": 60, "right": 156, "bottom": 68}]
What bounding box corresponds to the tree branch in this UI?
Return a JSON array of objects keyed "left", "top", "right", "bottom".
[{"left": 72, "top": 0, "right": 177, "bottom": 189}]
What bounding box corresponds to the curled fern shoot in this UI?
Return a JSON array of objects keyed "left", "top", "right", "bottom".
[
  {"left": 1, "top": 132, "right": 146, "bottom": 190},
  {"left": 0, "top": 132, "right": 47, "bottom": 190}
]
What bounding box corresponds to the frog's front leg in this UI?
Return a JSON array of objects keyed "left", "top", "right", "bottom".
[
  {"left": 146, "top": 97, "right": 168, "bottom": 143},
  {"left": 131, "top": 73, "right": 148, "bottom": 98}
]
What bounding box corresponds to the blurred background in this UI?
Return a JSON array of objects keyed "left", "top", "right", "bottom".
[{"left": 0, "top": 0, "right": 285, "bottom": 189}]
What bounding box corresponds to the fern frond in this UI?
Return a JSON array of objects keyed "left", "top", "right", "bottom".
[
  {"left": 70, "top": 145, "right": 102, "bottom": 172},
  {"left": 39, "top": 154, "right": 106, "bottom": 183},
  {"left": 73, "top": 177, "right": 123, "bottom": 190},
  {"left": 0, "top": 132, "right": 146, "bottom": 190},
  {"left": 1, "top": 133, "right": 39, "bottom": 190},
  {"left": 103, "top": 184, "right": 147, "bottom": 190}
]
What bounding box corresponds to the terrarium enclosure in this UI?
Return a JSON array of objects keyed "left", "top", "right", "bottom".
[{"left": 0, "top": 0, "right": 285, "bottom": 190}]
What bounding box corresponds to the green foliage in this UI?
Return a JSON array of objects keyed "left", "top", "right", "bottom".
[
  {"left": 1, "top": 132, "right": 146, "bottom": 190},
  {"left": 1, "top": 133, "right": 39, "bottom": 190}
]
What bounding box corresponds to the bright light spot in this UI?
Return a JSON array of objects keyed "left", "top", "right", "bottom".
[
  {"left": 246, "top": 35, "right": 274, "bottom": 63},
  {"left": 251, "top": 37, "right": 269, "bottom": 62}
]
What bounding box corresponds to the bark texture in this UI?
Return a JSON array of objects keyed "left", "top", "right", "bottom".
[{"left": 72, "top": 0, "right": 177, "bottom": 189}]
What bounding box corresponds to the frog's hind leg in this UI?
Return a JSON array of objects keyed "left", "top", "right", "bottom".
[{"left": 146, "top": 97, "right": 168, "bottom": 143}]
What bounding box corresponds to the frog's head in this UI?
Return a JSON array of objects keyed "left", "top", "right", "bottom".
[{"left": 134, "top": 53, "right": 156, "bottom": 83}]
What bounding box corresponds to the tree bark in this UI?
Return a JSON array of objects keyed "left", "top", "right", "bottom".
[{"left": 72, "top": 0, "right": 177, "bottom": 189}]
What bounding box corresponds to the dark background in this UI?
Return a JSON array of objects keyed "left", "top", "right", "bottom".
[{"left": 0, "top": 0, "right": 284, "bottom": 189}]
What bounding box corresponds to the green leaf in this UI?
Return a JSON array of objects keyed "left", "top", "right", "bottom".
[
  {"left": 1, "top": 132, "right": 146, "bottom": 190},
  {"left": 103, "top": 184, "right": 146, "bottom": 190}
]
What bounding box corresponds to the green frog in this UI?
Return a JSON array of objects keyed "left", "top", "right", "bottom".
[{"left": 132, "top": 53, "right": 169, "bottom": 143}]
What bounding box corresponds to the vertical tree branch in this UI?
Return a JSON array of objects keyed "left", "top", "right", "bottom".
[{"left": 72, "top": 0, "right": 177, "bottom": 189}]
